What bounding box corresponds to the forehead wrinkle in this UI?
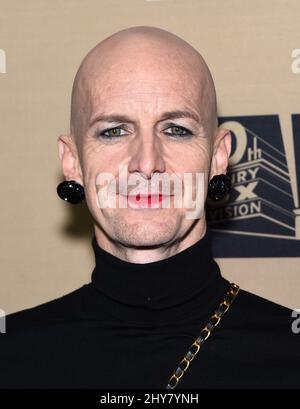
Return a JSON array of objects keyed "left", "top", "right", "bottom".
[{"left": 70, "top": 26, "right": 217, "bottom": 141}]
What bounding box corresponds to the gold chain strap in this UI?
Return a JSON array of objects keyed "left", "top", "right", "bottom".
[{"left": 165, "top": 282, "right": 240, "bottom": 389}]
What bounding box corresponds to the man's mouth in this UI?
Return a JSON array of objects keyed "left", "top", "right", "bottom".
[{"left": 123, "top": 193, "right": 173, "bottom": 208}]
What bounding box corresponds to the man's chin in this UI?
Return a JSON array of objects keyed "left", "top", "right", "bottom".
[
  {"left": 123, "top": 203, "right": 179, "bottom": 223},
  {"left": 118, "top": 235, "right": 172, "bottom": 249},
  {"left": 113, "top": 220, "right": 177, "bottom": 248}
]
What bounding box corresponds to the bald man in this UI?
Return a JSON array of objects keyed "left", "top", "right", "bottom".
[
  {"left": 60, "top": 25, "right": 228, "bottom": 262},
  {"left": 0, "top": 26, "right": 299, "bottom": 390}
]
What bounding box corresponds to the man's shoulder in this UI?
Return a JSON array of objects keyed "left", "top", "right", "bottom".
[
  {"left": 224, "top": 286, "right": 299, "bottom": 338},
  {"left": 236, "top": 287, "right": 295, "bottom": 319},
  {"left": 215, "top": 286, "right": 300, "bottom": 379},
  {"left": 3, "top": 284, "right": 90, "bottom": 334}
]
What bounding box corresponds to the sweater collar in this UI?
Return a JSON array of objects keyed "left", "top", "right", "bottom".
[{"left": 90, "top": 228, "right": 229, "bottom": 325}]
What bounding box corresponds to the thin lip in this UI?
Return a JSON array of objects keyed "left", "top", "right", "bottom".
[{"left": 121, "top": 193, "right": 174, "bottom": 198}]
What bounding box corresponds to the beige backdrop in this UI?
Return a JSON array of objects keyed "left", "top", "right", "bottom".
[{"left": 0, "top": 0, "right": 299, "bottom": 314}]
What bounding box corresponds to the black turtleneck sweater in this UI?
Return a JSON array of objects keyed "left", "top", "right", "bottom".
[{"left": 0, "top": 230, "right": 299, "bottom": 389}]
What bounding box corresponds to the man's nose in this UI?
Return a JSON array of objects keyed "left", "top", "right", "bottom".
[{"left": 127, "top": 133, "right": 166, "bottom": 179}]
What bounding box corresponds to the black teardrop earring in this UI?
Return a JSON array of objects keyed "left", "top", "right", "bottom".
[
  {"left": 57, "top": 180, "right": 85, "bottom": 204},
  {"left": 208, "top": 174, "right": 231, "bottom": 201}
]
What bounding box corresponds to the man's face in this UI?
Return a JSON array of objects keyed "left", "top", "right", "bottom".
[{"left": 77, "top": 60, "right": 213, "bottom": 248}]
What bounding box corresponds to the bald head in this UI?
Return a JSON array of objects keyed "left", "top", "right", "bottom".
[
  {"left": 70, "top": 26, "right": 217, "bottom": 143},
  {"left": 58, "top": 26, "right": 231, "bottom": 257}
]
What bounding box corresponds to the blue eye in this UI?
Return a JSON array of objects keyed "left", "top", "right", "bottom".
[
  {"left": 164, "top": 125, "right": 192, "bottom": 137},
  {"left": 98, "top": 127, "right": 126, "bottom": 139},
  {"left": 97, "top": 124, "right": 192, "bottom": 140}
]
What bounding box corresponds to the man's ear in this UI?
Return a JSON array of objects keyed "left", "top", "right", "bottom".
[
  {"left": 57, "top": 134, "right": 83, "bottom": 185},
  {"left": 209, "top": 127, "right": 232, "bottom": 179}
]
